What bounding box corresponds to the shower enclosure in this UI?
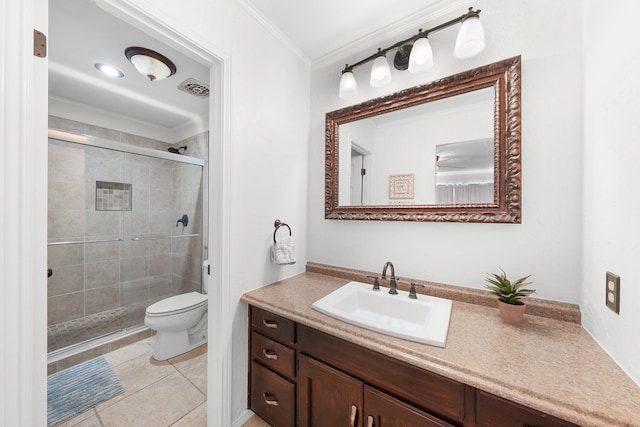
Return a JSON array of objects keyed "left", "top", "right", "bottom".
[{"left": 47, "top": 132, "right": 206, "bottom": 354}]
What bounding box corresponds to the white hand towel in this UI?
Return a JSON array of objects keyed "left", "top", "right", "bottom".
[{"left": 271, "top": 235, "right": 296, "bottom": 265}]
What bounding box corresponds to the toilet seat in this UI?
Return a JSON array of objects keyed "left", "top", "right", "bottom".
[{"left": 145, "top": 292, "right": 208, "bottom": 317}]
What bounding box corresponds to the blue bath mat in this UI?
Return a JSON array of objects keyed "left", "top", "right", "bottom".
[{"left": 47, "top": 356, "right": 124, "bottom": 426}]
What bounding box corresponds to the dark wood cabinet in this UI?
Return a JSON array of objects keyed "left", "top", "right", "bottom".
[
  {"left": 475, "top": 391, "right": 577, "bottom": 427},
  {"left": 251, "top": 361, "right": 295, "bottom": 427},
  {"left": 249, "top": 307, "right": 297, "bottom": 427},
  {"left": 248, "top": 305, "right": 579, "bottom": 427},
  {"left": 297, "top": 353, "right": 452, "bottom": 427},
  {"left": 364, "top": 386, "right": 455, "bottom": 427},
  {"left": 297, "top": 354, "right": 364, "bottom": 426},
  {"left": 297, "top": 324, "right": 466, "bottom": 425}
]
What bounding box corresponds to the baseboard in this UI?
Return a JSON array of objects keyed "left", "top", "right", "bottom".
[{"left": 232, "top": 409, "right": 256, "bottom": 427}]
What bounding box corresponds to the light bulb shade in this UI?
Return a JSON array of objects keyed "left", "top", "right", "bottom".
[
  {"left": 408, "top": 37, "right": 434, "bottom": 74},
  {"left": 125, "top": 47, "right": 176, "bottom": 81},
  {"left": 454, "top": 17, "right": 486, "bottom": 58},
  {"left": 369, "top": 54, "right": 392, "bottom": 87},
  {"left": 339, "top": 71, "right": 358, "bottom": 99}
]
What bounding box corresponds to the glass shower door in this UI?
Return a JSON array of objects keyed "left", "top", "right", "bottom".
[{"left": 47, "top": 138, "right": 204, "bottom": 354}]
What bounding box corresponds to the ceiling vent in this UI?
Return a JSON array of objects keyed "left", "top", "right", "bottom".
[{"left": 177, "top": 78, "right": 210, "bottom": 97}]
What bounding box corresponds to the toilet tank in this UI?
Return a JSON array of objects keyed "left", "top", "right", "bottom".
[{"left": 202, "top": 260, "right": 210, "bottom": 295}]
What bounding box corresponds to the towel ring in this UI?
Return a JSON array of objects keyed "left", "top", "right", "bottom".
[{"left": 273, "top": 219, "right": 292, "bottom": 244}]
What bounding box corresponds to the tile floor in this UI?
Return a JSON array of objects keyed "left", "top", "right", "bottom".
[{"left": 53, "top": 337, "right": 271, "bottom": 427}]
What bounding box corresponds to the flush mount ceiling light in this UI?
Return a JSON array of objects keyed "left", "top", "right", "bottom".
[
  {"left": 94, "top": 63, "right": 124, "bottom": 78},
  {"left": 338, "top": 7, "right": 485, "bottom": 99},
  {"left": 125, "top": 46, "right": 177, "bottom": 82}
]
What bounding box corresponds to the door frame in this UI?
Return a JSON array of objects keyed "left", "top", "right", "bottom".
[{"left": 0, "top": 0, "right": 232, "bottom": 424}]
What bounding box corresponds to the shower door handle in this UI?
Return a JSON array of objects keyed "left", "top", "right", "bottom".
[{"left": 47, "top": 268, "right": 53, "bottom": 278}]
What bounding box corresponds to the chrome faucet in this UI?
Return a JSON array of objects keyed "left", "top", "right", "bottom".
[{"left": 381, "top": 261, "right": 398, "bottom": 295}]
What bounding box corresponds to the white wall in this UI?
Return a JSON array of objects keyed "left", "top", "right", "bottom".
[
  {"left": 582, "top": 0, "right": 640, "bottom": 384},
  {"left": 309, "top": 0, "right": 584, "bottom": 304}
]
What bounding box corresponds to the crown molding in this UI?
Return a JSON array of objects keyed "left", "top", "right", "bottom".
[{"left": 234, "top": 0, "right": 311, "bottom": 66}]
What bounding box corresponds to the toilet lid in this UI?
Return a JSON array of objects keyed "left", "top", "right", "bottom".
[{"left": 145, "top": 292, "right": 208, "bottom": 316}]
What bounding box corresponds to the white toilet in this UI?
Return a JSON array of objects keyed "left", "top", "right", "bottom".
[{"left": 144, "top": 261, "right": 209, "bottom": 360}]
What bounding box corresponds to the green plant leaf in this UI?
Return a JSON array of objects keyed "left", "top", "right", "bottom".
[{"left": 484, "top": 269, "right": 534, "bottom": 304}]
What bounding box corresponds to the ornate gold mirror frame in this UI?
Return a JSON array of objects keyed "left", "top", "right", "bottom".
[{"left": 325, "top": 56, "right": 521, "bottom": 223}]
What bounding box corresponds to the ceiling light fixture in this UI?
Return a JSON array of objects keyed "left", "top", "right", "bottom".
[
  {"left": 125, "top": 46, "right": 177, "bottom": 82},
  {"left": 338, "top": 7, "right": 485, "bottom": 99},
  {"left": 94, "top": 63, "right": 124, "bottom": 78}
]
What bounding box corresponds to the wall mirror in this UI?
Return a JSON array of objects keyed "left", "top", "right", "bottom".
[{"left": 325, "top": 56, "right": 521, "bottom": 223}]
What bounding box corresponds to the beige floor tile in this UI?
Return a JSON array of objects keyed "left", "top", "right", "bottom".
[
  {"left": 104, "top": 337, "right": 154, "bottom": 368},
  {"left": 169, "top": 344, "right": 207, "bottom": 395},
  {"left": 98, "top": 372, "right": 205, "bottom": 427},
  {"left": 170, "top": 401, "right": 206, "bottom": 426},
  {"left": 96, "top": 351, "right": 176, "bottom": 411},
  {"left": 242, "top": 414, "right": 272, "bottom": 427},
  {"left": 55, "top": 408, "right": 99, "bottom": 427}
]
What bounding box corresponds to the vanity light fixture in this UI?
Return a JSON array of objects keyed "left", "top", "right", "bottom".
[
  {"left": 338, "top": 7, "right": 485, "bottom": 99},
  {"left": 125, "top": 46, "right": 177, "bottom": 82}
]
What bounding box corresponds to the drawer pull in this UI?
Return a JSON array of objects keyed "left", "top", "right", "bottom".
[
  {"left": 263, "top": 319, "right": 278, "bottom": 329},
  {"left": 263, "top": 393, "right": 279, "bottom": 406},
  {"left": 367, "top": 415, "right": 374, "bottom": 427},
  {"left": 262, "top": 349, "right": 278, "bottom": 360},
  {"left": 350, "top": 404, "right": 358, "bottom": 427}
]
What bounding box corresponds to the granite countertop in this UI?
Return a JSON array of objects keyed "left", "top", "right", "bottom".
[{"left": 241, "top": 271, "right": 640, "bottom": 427}]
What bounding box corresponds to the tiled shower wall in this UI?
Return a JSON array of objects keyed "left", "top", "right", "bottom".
[{"left": 47, "top": 116, "right": 208, "bottom": 350}]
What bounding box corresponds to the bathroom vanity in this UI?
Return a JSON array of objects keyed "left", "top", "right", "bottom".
[
  {"left": 249, "top": 305, "right": 577, "bottom": 427},
  {"left": 241, "top": 266, "right": 640, "bottom": 427}
]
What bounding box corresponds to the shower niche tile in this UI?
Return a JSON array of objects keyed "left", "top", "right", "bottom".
[{"left": 96, "top": 181, "right": 132, "bottom": 211}]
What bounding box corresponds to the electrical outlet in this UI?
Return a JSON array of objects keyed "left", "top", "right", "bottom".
[{"left": 605, "top": 272, "right": 620, "bottom": 314}]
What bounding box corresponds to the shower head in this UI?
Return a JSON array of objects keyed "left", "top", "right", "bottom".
[{"left": 168, "top": 146, "right": 187, "bottom": 155}]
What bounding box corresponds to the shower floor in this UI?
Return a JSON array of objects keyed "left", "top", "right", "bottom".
[{"left": 47, "top": 305, "right": 146, "bottom": 353}]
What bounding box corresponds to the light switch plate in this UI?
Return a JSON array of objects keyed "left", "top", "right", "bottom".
[{"left": 605, "top": 272, "right": 620, "bottom": 314}]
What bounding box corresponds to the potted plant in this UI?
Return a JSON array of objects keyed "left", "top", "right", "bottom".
[{"left": 485, "top": 268, "right": 535, "bottom": 326}]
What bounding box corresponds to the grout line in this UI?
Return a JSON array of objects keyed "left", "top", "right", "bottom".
[
  {"left": 93, "top": 408, "right": 105, "bottom": 427},
  {"left": 169, "top": 360, "right": 207, "bottom": 397},
  {"left": 96, "top": 362, "right": 180, "bottom": 413},
  {"left": 167, "top": 401, "right": 206, "bottom": 426}
]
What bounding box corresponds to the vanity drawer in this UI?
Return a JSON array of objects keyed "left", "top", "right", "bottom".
[
  {"left": 252, "top": 331, "right": 296, "bottom": 380},
  {"left": 251, "top": 306, "right": 296, "bottom": 346},
  {"left": 250, "top": 361, "right": 295, "bottom": 427}
]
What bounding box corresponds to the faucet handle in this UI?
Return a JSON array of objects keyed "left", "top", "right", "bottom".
[
  {"left": 366, "top": 275, "right": 380, "bottom": 291},
  {"left": 409, "top": 282, "right": 425, "bottom": 299}
]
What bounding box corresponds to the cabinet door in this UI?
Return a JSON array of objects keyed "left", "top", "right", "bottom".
[
  {"left": 298, "top": 354, "right": 364, "bottom": 427},
  {"left": 363, "top": 386, "right": 454, "bottom": 427}
]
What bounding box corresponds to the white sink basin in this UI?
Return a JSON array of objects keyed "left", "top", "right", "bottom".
[{"left": 312, "top": 281, "right": 452, "bottom": 347}]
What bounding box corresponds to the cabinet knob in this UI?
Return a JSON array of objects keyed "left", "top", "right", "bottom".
[
  {"left": 263, "top": 393, "right": 279, "bottom": 406},
  {"left": 263, "top": 319, "right": 278, "bottom": 329}
]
